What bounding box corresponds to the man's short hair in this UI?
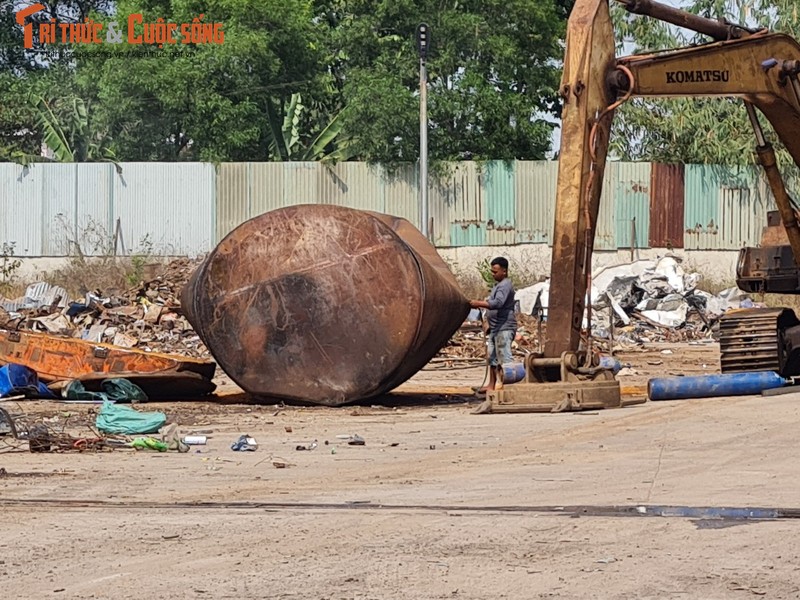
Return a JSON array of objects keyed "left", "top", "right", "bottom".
[{"left": 491, "top": 257, "right": 509, "bottom": 270}]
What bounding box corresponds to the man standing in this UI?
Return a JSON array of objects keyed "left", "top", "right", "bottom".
[{"left": 470, "top": 257, "right": 517, "bottom": 392}]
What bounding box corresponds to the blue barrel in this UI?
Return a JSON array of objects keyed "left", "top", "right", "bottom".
[
  {"left": 501, "top": 362, "right": 526, "bottom": 384},
  {"left": 648, "top": 371, "right": 788, "bottom": 401},
  {"left": 599, "top": 356, "right": 623, "bottom": 374}
]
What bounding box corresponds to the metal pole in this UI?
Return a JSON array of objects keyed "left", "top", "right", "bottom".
[
  {"left": 420, "top": 58, "right": 429, "bottom": 239},
  {"left": 417, "top": 23, "right": 430, "bottom": 240}
]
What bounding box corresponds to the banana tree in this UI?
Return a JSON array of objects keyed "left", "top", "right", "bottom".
[
  {"left": 11, "top": 95, "right": 118, "bottom": 165},
  {"left": 265, "top": 93, "right": 356, "bottom": 162}
]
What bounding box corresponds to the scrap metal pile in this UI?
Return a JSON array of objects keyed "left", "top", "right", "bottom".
[
  {"left": 516, "top": 255, "right": 755, "bottom": 347},
  {"left": 433, "top": 315, "right": 544, "bottom": 363},
  {"left": 0, "top": 258, "right": 211, "bottom": 359}
]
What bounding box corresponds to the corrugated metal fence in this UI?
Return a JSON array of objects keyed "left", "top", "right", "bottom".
[{"left": 0, "top": 160, "right": 783, "bottom": 256}]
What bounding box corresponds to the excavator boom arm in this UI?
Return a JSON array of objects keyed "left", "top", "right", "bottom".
[{"left": 545, "top": 0, "right": 800, "bottom": 360}]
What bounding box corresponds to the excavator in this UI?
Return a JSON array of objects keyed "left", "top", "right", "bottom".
[{"left": 484, "top": 0, "right": 800, "bottom": 412}]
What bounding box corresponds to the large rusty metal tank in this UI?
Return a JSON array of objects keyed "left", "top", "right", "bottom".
[{"left": 182, "top": 205, "right": 470, "bottom": 406}]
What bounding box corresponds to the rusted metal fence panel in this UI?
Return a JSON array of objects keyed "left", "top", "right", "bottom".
[
  {"left": 649, "top": 163, "right": 685, "bottom": 249},
  {"left": 318, "top": 162, "right": 384, "bottom": 212},
  {"left": 717, "top": 166, "right": 767, "bottom": 249},
  {"left": 41, "top": 163, "right": 78, "bottom": 255},
  {"left": 596, "top": 162, "right": 618, "bottom": 250},
  {"left": 0, "top": 160, "right": 786, "bottom": 257},
  {"left": 383, "top": 165, "right": 418, "bottom": 229},
  {"left": 684, "top": 164, "right": 766, "bottom": 250},
  {"left": 250, "top": 162, "right": 286, "bottom": 217},
  {"left": 75, "top": 164, "right": 113, "bottom": 253},
  {"left": 437, "top": 163, "right": 484, "bottom": 247}
]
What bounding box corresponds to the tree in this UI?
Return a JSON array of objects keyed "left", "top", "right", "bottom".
[
  {"left": 75, "top": 0, "right": 335, "bottom": 162},
  {"left": 265, "top": 93, "right": 354, "bottom": 161},
  {"left": 609, "top": 0, "right": 800, "bottom": 171},
  {"left": 0, "top": 0, "right": 115, "bottom": 161},
  {"left": 26, "top": 96, "right": 117, "bottom": 162},
  {"left": 319, "top": 0, "right": 569, "bottom": 167}
]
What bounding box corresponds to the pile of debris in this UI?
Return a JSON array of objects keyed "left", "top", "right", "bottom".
[
  {"left": 435, "top": 315, "right": 543, "bottom": 363},
  {"left": 0, "top": 258, "right": 210, "bottom": 359},
  {"left": 516, "top": 255, "right": 756, "bottom": 345}
]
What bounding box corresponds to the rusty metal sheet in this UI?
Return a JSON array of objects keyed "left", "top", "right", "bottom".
[
  {"left": 761, "top": 210, "right": 790, "bottom": 246},
  {"left": 649, "top": 163, "right": 685, "bottom": 249},
  {"left": 0, "top": 330, "right": 217, "bottom": 398},
  {"left": 182, "top": 205, "right": 470, "bottom": 406}
]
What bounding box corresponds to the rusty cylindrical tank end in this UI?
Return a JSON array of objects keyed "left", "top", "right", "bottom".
[{"left": 183, "top": 205, "right": 469, "bottom": 406}]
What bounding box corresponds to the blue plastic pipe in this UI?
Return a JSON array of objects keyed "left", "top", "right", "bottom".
[{"left": 648, "top": 371, "right": 789, "bottom": 401}]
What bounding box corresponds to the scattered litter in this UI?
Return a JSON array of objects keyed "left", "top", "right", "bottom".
[
  {"left": 0, "top": 363, "right": 55, "bottom": 399},
  {"left": 347, "top": 434, "right": 365, "bottom": 446},
  {"left": 231, "top": 435, "right": 258, "bottom": 452},
  {"left": 183, "top": 435, "right": 207, "bottom": 445},
  {"left": 284, "top": 426, "right": 293, "bottom": 433},
  {"left": 295, "top": 440, "right": 318, "bottom": 451},
  {"left": 95, "top": 400, "right": 166, "bottom": 435},
  {"left": 131, "top": 436, "right": 169, "bottom": 452}
]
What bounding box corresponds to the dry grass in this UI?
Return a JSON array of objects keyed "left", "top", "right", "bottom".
[
  {"left": 757, "top": 293, "right": 800, "bottom": 311},
  {"left": 40, "top": 255, "right": 168, "bottom": 298},
  {"left": 448, "top": 250, "right": 548, "bottom": 299},
  {"left": 694, "top": 277, "right": 737, "bottom": 296},
  {"left": 33, "top": 217, "right": 164, "bottom": 298}
]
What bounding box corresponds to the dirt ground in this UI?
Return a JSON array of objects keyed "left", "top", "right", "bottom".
[{"left": 4, "top": 340, "right": 800, "bottom": 599}]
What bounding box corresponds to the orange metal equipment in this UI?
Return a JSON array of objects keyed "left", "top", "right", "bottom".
[{"left": 0, "top": 329, "right": 217, "bottom": 399}]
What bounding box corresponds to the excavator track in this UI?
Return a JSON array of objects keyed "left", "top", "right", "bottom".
[
  {"left": 719, "top": 309, "right": 783, "bottom": 373},
  {"left": 719, "top": 308, "right": 800, "bottom": 375}
]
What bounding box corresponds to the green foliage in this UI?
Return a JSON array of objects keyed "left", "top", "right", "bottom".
[
  {"left": 477, "top": 258, "right": 496, "bottom": 291},
  {"left": 0, "top": 242, "right": 22, "bottom": 295},
  {"left": 0, "top": 1, "right": 115, "bottom": 161},
  {"left": 1, "top": 0, "right": 569, "bottom": 165},
  {"left": 476, "top": 257, "right": 528, "bottom": 291},
  {"left": 78, "top": 0, "right": 335, "bottom": 162},
  {"left": 325, "top": 0, "right": 566, "bottom": 168},
  {"left": 265, "top": 93, "right": 354, "bottom": 161},
  {"left": 609, "top": 0, "right": 800, "bottom": 176},
  {"left": 18, "top": 95, "right": 117, "bottom": 164},
  {"left": 126, "top": 235, "right": 155, "bottom": 287}
]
